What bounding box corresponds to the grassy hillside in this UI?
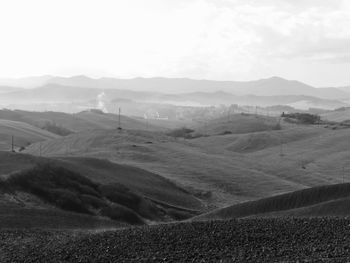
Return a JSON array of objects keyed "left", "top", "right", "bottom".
[
  {"left": 0, "top": 154, "right": 203, "bottom": 228},
  {"left": 23, "top": 127, "right": 312, "bottom": 208},
  {"left": 0, "top": 203, "right": 123, "bottom": 229},
  {"left": 23, "top": 120, "right": 350, "bottom": 210},
  {"left": 0, "top": 109, "right": 164, "bottom": 133},
  {"left": 321, "top": 108, "right": 350, "bottom": 122},
  {"left": 0, "top": 119, "right": 59, "bottom": 151},
  {"left": 194, "top": 183, "right": 350, "bottom": 220},
  {"left": 193, "top": 114, "right": 281, "bottom": 136},
  {"left": 1, "top": 164, "right": 154, "bottom": 224},
  {"left": 56, "top": 157, "right": 201, "bottom": 210},
  {"left": 75, "top": 111, "right": 164, "bottom": 131}
]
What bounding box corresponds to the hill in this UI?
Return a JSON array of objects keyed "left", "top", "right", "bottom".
[
  {"left": 160, "top": 92, "right": 348, "bottom": 109},
  {"left": 189, "top": 126, "right": 325, "bottom": 159},
  {"left": 0, "top": 83, "right": 157, "bottom": 104},
  {"left": 1, "top": 76, "right": 349, "bottom": 111},
  {"left": 0, "top": 109, "right": 164, "bottom": 133},
  {"left": 0, "top": 151, "right": 202, "bottom": 225},
  {"left": 194, "top": 183, "right": 350, "bottom": 221},
  {"left": 0, "top": 86, "right": 22, "bottom": 94},
  {"left": 0, "top": 119, "right": 59, "bottom": 151},
  {"left": 21, "top": 123, "right": 331, "bottom": 208},
  {"left": 321, "top": 107, "right": 350, "bottom": 122},
  {"left": 192, "top": 114, "right": 281, "bottom": 136},
  {"left": 44, "top": 75, "right": 350, "bottom": 99},
  {"left": 34, "top": 121, "right": 350, "bottom": 207}
]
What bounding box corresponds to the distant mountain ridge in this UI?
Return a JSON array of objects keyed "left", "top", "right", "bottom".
[
  {"left": 0, "top": 83, "right": 347, "bottom": 110},
  {"left": 0, "top": 75, "right": 349, "bottom": 111},
  {"left": 44, "top": 76, "right": 350, "bottom": 99},
  {"left": 1, "top": 75, "right": 349, "bottom": 99}
]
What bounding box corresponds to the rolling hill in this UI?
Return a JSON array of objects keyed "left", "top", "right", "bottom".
[
  {"left": 0, "top": 151, "right": 202, "bottom": 228},
  {"left": 21, "top": 114, "right": 350, "bottom": 213},
  {"left": 0, "top": 109, "right": 164, "bottom": 133},
  {"left": 192, "top": 114, "right": 281, "bottom": 136},
  {"left": 0, "top": 119, "right": 59, "bottom": 151},
  {"left": 194, "top": 183, "right": 350, "bottom": 220},
  {"left": 23, "top": 117, "right": 350, "bottom": 209},
  {"left": 320, "top": 107, "right": 350, "bottom": 122},
  {"left": 0, "top": 152, "right": 202, "bottom": 211}
]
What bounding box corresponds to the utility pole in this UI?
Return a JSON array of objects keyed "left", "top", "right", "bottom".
[
  {"left": 118, "top": 107, "right": 122, "bottom": 130},
  {"left": 39, "top": 142, "right": 42, "bottom": 157},
  {"left": 342, "top": 166, "right": 345, "bottom": 183},
  {"left": 11, "top": 135, "right": 14, "bottom": 152},
  {"left": 279, "top": 135, "right": 284, "bottom": 157},
  {"left": 280, "top": 141, "right": 283, "bottom": 156}
]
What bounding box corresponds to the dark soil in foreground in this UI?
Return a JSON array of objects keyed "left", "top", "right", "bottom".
[{"left": 1, "top": 218, "right": 350, "bottom": 262}]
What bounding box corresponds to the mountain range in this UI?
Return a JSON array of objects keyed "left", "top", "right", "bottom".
[{"left": 1, "top": 75, "right": 349, "bottom": 111}]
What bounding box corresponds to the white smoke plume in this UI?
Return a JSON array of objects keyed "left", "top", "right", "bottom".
[{"left": 97, "top": 92, "right": 108, "bottom": 113}]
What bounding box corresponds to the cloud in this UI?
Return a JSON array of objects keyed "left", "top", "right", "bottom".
[
  {"left": 168, "top": 0, "right": 350, "bottom": 81},
  {"left": 0, "top": 0, "right": 349, "bottom": 86}
]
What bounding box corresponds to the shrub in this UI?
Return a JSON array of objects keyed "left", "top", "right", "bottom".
[
  {"left": 282, "top": 113, "right": 320, "bottom": 124},
  {"left": 41, "top": 121, "right": 73, "bottom": 136},
  {"left": 167, "top": 127, "right": 195, "bottom": 138},
  {"left": 99, "top": 184, "right": 163, "bottom": 220},
  {"left": 6, "top": 164, "right": 99, "bottom": 214},
  {"left": 50, "top": 189, "right": 91, "bottom": 214}
]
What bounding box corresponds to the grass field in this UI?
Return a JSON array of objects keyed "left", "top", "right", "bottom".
[
  {"left": 23, "top": 118, "right": 350, "bottom": 209},
  {"left": 0, "top": 151, "right": 202, "bottom": 227},
  {"left": 0, "top": 109, "right": 169, "bottom": 133},
  {"left": 0, "top": 119, "right": 59, "bottom": 151}
]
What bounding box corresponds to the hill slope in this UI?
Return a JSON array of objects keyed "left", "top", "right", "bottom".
[
  {"left": 24, "top": 116, "right": 350, "bottom": 209},
  {"left": 23, "top": 125, "right": 325, "bottom": 208},
  {"left": 194, "top": 183, "right": 350, "bottom": 220},
  {"left": 0, "top": 152, "right": 202, "bottom": 211},
  {"left": 0, "top": 119, "right": 59, "bottom": 150},
  {"left": 192, "top": 114, "right": 281, "bottom": 136},
  {"left": 0, "top": 109, "right": 163, "bottom": 133}
]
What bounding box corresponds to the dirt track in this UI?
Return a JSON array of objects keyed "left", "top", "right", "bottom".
[{"left": 1, "top": 218, "right": 350, "bottom": 262}]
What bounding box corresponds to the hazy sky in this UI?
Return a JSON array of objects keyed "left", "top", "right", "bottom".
[{"left": 0, "top": 0, "right": 350, "bottom": 86}]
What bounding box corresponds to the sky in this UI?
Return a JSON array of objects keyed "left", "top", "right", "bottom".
[{"left": 0, "top": 0, "right": 350, "bottom": 87}]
